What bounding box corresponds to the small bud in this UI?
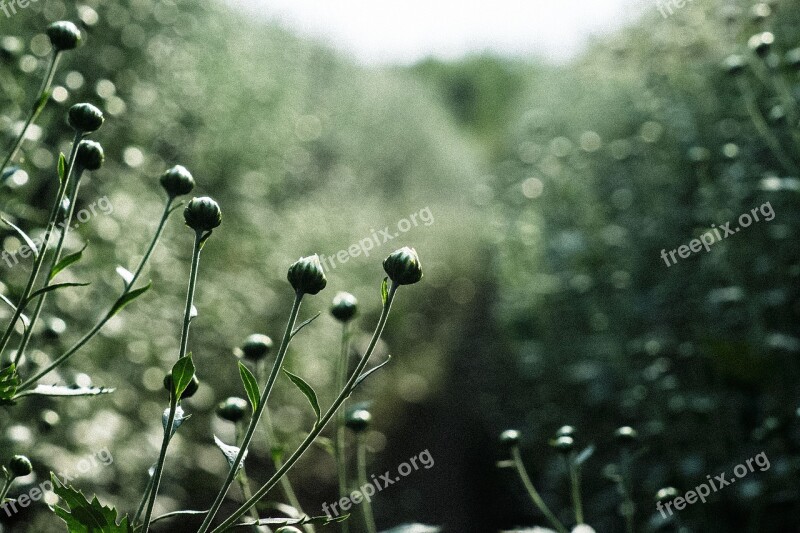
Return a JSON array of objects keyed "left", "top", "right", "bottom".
[
  {"left": 345, "top": 408, "right": 371, "bottom": 433},
  {"left": 184, "top": 196, "right": 222, "bottom": 232},
  {"left": 555, "top": 425, "right": 576, "bottom": 438},
  {"left": 75, "top": 140, "right": 104, "bottom": 171},
  {"left": 160, "top": 165, "right": 195, "bottom": 198},
  {"left": 8, "top": 455, "right": 32, "bottom": 478},
  {"left": 723, "top": 55, "right": 747, "bottom": 76},
  {"left": 216, "top": 397, "right": 248, "bottom": 423},
  {"left": 287, "top": 254, "right": 327, "bottom": 296},
  {"left": 238, "top": 334, "right": 273, "bottom": 361},
  {"left": 499, "top": 429, "right": 521, "bottom": 447},
  {"left": 383, "top": 246, "right": 423, "bottom": 285},
  {"left": 330, "top": 292, "right": 358, "bottom": 322},
  {"left": 46, "top": 21, "right": 82, "bottom": 52},
  {"left": 68, "top": 103, "right": 104, "bottom": 133},
  {"left": 748, "top": 32, "right": 774, "bottom": 57},
  {"left": 655, "top": 487, "right": 679, "bottom": 503},
  {"left": 551, "top": 435, "right": 574, "bottom": 454},
  {"left": 163, "top": 373, "right": 200, "bottom": 399},
  {"left": 614, "top": 426, "right": 638, "bottom": 443}
]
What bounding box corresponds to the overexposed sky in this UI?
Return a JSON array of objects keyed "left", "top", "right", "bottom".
[{"left": 229, "top": 0, "right": 648, "bottom": 64}]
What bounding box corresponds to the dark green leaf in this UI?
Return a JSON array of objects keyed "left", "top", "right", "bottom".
[
  {"left": 58, "top": 152, "right": 66, "bottom": 183},
  {"left": 213, "top": 435, "right": 247, "bottom": 471},
  {"left": 107, "top": 282, "right": 151, "bottom": 318},
  {"left": 381, "top": 277, "right": 389, "bottom": 305},
  {"left": 50, "top": 243, "right": 88, "bottom": 280},
  {"left": 51, "top": 474, "right": 133, "bottom": 533},
  {"left": 282, "top": 368, "right": 321, "bottom": 424},
  {"left": 25, "top": 282, "right": 89, "bottom": 305},
  {"left": 354, "top": 355, "right": 392, "bottom": 387},
  {"left": 14, "top": 384, "right": 114, "bottom": 399},
  {"left": 170, "top": 356, "right": 195, "bottom": 399},
  {"left": 238, "top": 362, "right": 259, "bottom": 411},
  {"left": 1, "top": 216, "right": 38, "bottom": 259},
  {"left": 0, "top": 364, "right": 20, "bottom": 404}
]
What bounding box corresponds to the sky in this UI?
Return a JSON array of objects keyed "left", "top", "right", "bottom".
[{"left": 229, "top": 0, "right": 649, "bottom": 65}]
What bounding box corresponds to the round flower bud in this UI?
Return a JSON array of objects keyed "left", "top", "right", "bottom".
[
  {"left": 160, "top": 165, "right": 195, "bottom": 198},
  {"left": 614, "top": 426, "right": 638, "bottom": 443},
  {"left": 383, "top": 246, "right": 423, "bottom": 286},
  {"left": 499, "top": 429, "right": 521, "bottom": 447},
  {"left": 163, "top": 373, "right": 200, "bottom": 399},
  {"left": 275, "top": 528, "right": 303, "bottom": 533},
  {"left": 239, "top": 334, "right": 273, "bottom": 361},
  {"left": 184, "top": 196, "right": 222, "bottom": 232},
  {"left": 330, "top": 292, "right": 358, "bottom": 322},
  {"left": 216, "top": 397, "right": 248, "bottom": 423},
  {"left": 551, "top": 435, "right": 574, "bottom": 454},
  {"left": 68, "top": 103, "right": 104, "bottom": 133},
  {"left": 345, "top": 409, "right": 371, "bottom": 433},
  {"left": 8, "top": 455, "right": 32, "bottom": 478},
  {"left": 555, "top": 425, "right": 576, "bottom": 438},
  {"left": 785, "top": 48, "right": 800, "bottom": 70},
  {"left": 75, "top": 140, "right": 104, "bottom": 171},
  {"left": 46, "top": 21, "right": 82, "bottom": 51},
  {"left": 655, "top": 487, "right": 679, "bottom": 503},
  {"left": 287, "top": 254, "right": 327, "bottom": 295},
  {"left": 748, "top": 32, "right": 774, "bottom": 57}
]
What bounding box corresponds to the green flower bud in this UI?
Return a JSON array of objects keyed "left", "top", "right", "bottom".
[
  {"left": 238, "top": 334, "right": 273, "bottom": 361},
  {"left": 748, "top": 32, "right": 774, "bottom": 57},
  {"left": 68, "top": 103, "right": 104, "bottom": 133},
  {"left": 723, "top": 55, "right": 747, "bottom": 76},
  {"left": 330, "top": 291, "right": 358, "bottom": 322},
  {"left": 75, "top": 140, "right": 104, "bottom": 171},
  {"left": 184, "top": 196, "right": 222, "bottom": 232},
  {"left": 383, "top": 246, "right": 423, "bottom": 285},
  {"left": 159, "top": 165, "right": 195, "bottom": 198},
  {"left": 655, "top": 487, "right": 679, "bottom": 503},
  {"left": 46, "top": 21, "right": 82, "bottom": 52},
  {"left": 275, "top": 528, "right": 303, "bottom": 533},
  {"left": 555, "top": 425, "right": 576, "bottom": 438},
  {"left": 499, "top": 429, "right": 521, "bottom": 447},
  {"left": 614, "top": 426, "right": 638, "bottom": 443},
  {"left": 163, "top": 373, "right": 200, "bottom": 399},
  {"left": 551, "top": 435, "right": 574, "bottom": 454},
  {"left": 345, "top": 408, "right": 371, "bottom": 433},
  {"left": 216, "top": 397, "right": 248, "bottom": 423},
  {"left": 287, "top": 254, "right": 327, "bottom": 296},
  {"left": 8, "top": 455, "right": 32, "bottom": 478}
]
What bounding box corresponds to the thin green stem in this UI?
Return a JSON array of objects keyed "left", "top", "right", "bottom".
[
  {"left": 208, "top": 283, "right": 399, "bottom": 533},
  {"left": 1, "top": 131, "right": 82, "bottom": 359},
  {"left": 0, "top": 476, "right": 13, "bottom": 503},
  {"left": 335, "top": 322, "right": 351, "bottom": 533},
  {"left": 17, "top": 198, "right": 175, "bottom": 391},
  {"left": 567, "top": 457, "right": 584, "bottom": 525},
  {"left": 133, "top": 468, "right": 156, "bottom": 524},
  {"left": 0, "top": 51, "right": 61, "bottom": 177},
  {"left": 356, "top": 434, "right": 377, "bottom": 533},
  {"left": 198, "top": 292, "right": 304, "bottom": 533},
  {"left": 510, "top": 447, "right": 567, "bottom": 533},
  {"left": 140, "top": 231, "right": 204, "bottom": 533},
  {"left": 235, "top": 423, "right": 261, "bottom": 525}
]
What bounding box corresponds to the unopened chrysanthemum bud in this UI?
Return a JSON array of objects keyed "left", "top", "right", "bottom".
[
  {"left": 287, "top": 254, "right": 327, "bottom": 295},
  {"left": 75, "top": 140, "right": 104, "bottom": 171},
  {"left": 383, "top": 247, "right": 423, "bottom": 285},
  {"left": 614, "top": 426, "right": 638, "bottom": 443},
  {"left": 160, "top": 165, "right": 195, "bottom": 198},
  {"left": 275, "top": 527, "right": 303, "bottom": 533},
  {"left": 8, "top": 455, "right": 32, "bottom": 478},
  {"left": 556, "top": 425, "right": 576, "bottom": 438},
  {"left": 184, "top": 196, "right": 221, "bottom": 232},
  {"left": 68, "top": 103, "right": 104, "bottom": 133},
  {"left": 238, "top": 334, "right": 273, "bottom": 361},
  {"left": 551, "top": 435, "right": 574, "bottom": 454},
  {"left": 655, "top": 487, "right": 679, "bottom": 503},
  {"left": 163, "top": 373, "right": 200, "bottom": 399},
  {"left": 331, "top": 292, "right": 358, "bottom": 322},
  {"left": 748, "top": 32, "right": 774, "bottom": 57},
  {"left": 499, "top": 429, "right": 521, "bottom": 447},
  {"left": 216, "top": 397, "right": 248, "bottom": 423},
  {"left": 723, "top": 55, "right": 747, "bottom": 76},
  {"left": 345, "top": 409, "right": 371, "bottom": 433},
  {"left": 46, "top": 21, "right": 82, "bottom": 51}
]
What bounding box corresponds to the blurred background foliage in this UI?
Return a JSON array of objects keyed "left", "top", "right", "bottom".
[{"left": 1, "top": 0, "right": 800, "bottom": 532}]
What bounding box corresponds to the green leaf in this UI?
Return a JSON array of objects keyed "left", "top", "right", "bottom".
[
  {"left": 213, "top": 435, "right": 247, "bottom": 471},
  {"left": 14, "top": 384, "right": 114, "bottom": 399},
  {"left": 58, "top": 152, "right": 67, "bottom": 183},
  {"left": 354, "top": 355, "right": 392, "bottom": 387},
  {"left": 50, "top": 243, "right": 88, "bottom": 280},
  {"left": 25, "top": 282, "right": 89, "bottom": 305},
  {"left": 282, "top": 368, "right": 321, "bottom": 425},
  {"left": 51, "top": 474, "right": 133, "bottom": 533},
  {"left": 381, "top": 277, "right": 389, "bottom": 305},
  {"left": 170, "top": 355, "right": 195, "bottom": 399},
  {"left": 1, "top": 216, "right": 39, "bottom": 259},
  {"left": 238, "top": 362, "right": 259, "bottom": 411},
  {"left": 0, "top": 364, "right": 20, "bottom": 405},
  {"left": 106, "top": 282, "right": 151, "bottom": 318}
]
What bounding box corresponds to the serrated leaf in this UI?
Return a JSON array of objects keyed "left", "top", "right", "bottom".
[
  {"left": 381, "top": 277, "right": 389, "bottom": 305},
  {"left": 354, "top": 355, "right": 392, "bottom": 387},
  {"left": 213, "top": 435, "right": 247, "bottom": 471},
  {"left": 1, "top": 216, "right": 38, "bottom": 259},
  {"left": 289, "top": 312, "right": 321, "bottom": 339},
  {"left": 238, "top": 362, "right": 259, "bottom": 411},
  {"left": 282, "top": 368, "right": 320, "bottom": 424},
  {"left": 170, "top": 355, "right": 195, "bottom": 399},
  {"left": 50, "top": 244, "right": 88, "bottom": 280},
  {"left": 58, "top": 153, "right": 66, "bottom": 183},
  {"left": 0, "top": 364, "right": 20, "bottom": 404},
  {"left": 115, "top": 266, "right": 134, "bottom": 286},
  {"left": 14, "top": 384, "right": 114, "bottom": 399},
  {"left": 51, "top": 474, "right": 133, "bottom": 533},
  {"left": 107, "top": 282, "right": 151, "bottom": 318},
  {"left": 575, "top": 445, "right": 595, "bottom": 466},
  {"left": 25, "top": 282, "right": 89, "bottom": 305},
  {"left": 162, "top": 405, "right": 190, "bottom": 438}
]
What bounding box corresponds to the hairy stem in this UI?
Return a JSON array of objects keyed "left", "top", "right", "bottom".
[{"left": 510, "top": 447, "right": 567, "bottom": 533}]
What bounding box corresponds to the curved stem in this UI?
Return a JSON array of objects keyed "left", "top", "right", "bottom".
[
  {"left": 197, "top": 292, "right": 304, "bottom": 533},
  {"left": 356, "top": 433, "right": 377, "bottom": 533},
  {"left": 207, "top": 283, "right": 399, "bottom": 533},
  {"left": 0, "top": 51, "right": 61, "bottom": 177},
  {"left": 140, "top": 231, "right": 203, "bottom": 533},
  {"left": 510, "top": 447, "right": 567, "bottom": 533},
  {"left": 334, "top": 322, "right": 351, "bottom": 533},
  {"left": 17, "top": 198, "right": 175, "bottom": 390},
  {"left": 1, "top": 131, "right": 82, "bottom": 359}
]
